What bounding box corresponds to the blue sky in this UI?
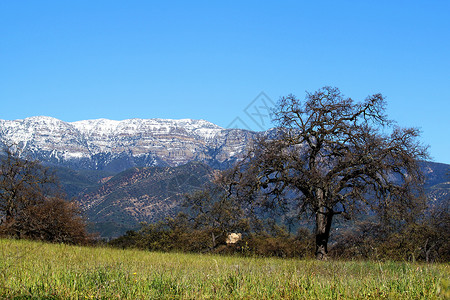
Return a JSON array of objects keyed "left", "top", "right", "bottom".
[{"left": 1, "top": 1, "right": 449, "bottom": 164}]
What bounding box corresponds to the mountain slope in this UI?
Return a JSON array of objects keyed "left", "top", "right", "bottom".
[{"left": 73, "top": 162, "right": 213, "bottom": 237}]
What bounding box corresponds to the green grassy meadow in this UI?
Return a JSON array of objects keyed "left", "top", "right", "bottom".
[{"left": 0, "top": 239, "right": 448, "bottom": 299}]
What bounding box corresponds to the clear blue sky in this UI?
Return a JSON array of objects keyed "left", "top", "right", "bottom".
[{"left": 1, "top": 1, "right": 449, "bottom": 164}]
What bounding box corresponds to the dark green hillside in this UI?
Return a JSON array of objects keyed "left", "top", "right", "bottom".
[{"left": 54, "top": 167, "right": 116, "bottom": 198}]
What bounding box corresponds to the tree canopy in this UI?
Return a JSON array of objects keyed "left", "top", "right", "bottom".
[{"left": 227, "top": 87, "right": 429, "bottom": 259}]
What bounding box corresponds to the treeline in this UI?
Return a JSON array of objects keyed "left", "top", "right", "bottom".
[
  {"left": 109, "top": 215, "right": 315, "bottom": 258},
  {"left": 109, "top": 185, "right": 449, "bottom": 262},
  {"left": 330, "top": 209, "right": 449, "bottom": 262},
  {"left": 108, "top": 212, "right": 449, "bottom": 262}
]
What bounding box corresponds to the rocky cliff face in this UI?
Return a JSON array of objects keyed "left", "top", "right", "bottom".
[{"left": 0, "top": 116, "right": 258, "bottom": 172}]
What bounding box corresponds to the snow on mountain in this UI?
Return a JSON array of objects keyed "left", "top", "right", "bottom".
[
  {"left": 0, "top": 116, "right": 257, "bottom": 171},
  {"left": 71, "top": 118, "right": 223, "bottom": 140}
]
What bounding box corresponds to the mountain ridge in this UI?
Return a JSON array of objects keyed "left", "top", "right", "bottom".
[{"left": 0, "top": 116, "right": 259, "bottom": 172}]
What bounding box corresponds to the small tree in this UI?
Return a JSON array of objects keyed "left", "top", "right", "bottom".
[
  {"left": 228, "top": 87, "right": 429, "bottom": 260},
  {"left": 184, "top": 178, "right": 250, "bottom": 249},
  {"left": 0, "top": 146, "right": 91, "bottom": 244}
]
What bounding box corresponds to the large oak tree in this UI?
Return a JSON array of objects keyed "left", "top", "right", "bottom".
[{"left": 228, "top": 87, "right": 429, "bottom": 259}]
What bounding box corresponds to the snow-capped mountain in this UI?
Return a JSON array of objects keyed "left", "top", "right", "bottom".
[{"left": 0, "top": 116, "right": 258, "bottom": 171}]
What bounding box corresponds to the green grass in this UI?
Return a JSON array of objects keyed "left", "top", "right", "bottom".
[{"left": 0, "top": 239, "right": 448, "bottom": 299}]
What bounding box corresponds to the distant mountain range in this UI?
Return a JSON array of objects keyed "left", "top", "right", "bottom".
[
  {"left": 1, "top": 116, "right": 449, "bottom": 238},
  {"left": 0, "top": 116, "right": 258, "bottom": 172}
]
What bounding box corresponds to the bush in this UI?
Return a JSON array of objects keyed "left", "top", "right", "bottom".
[
  {"left": 8, "top": 197, "right": 92, "bottom": 244},
  {"left": 109, "top": 220, "right": 315, "bottom": 259},
  {"left": 330, "top": 218, "right": 450, "bottom": 262}
]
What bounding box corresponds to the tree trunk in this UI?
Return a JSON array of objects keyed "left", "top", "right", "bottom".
[
  {"left": 211, "top": 232, "right": 217, "bottom": 248},
  {"left": 315, "top": 205, "right": 333, "bottom": 260}
]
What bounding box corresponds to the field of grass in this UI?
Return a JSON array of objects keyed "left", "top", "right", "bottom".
[{"left": 0, "top": 239, "right": 448, "bottom": 299}]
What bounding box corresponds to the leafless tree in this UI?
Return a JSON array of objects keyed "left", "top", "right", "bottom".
[
  {"left": 0, "top": 146, "right": 56, "bottom": 226},
  {"left": 0, "top": 146, "right": 91, "bottom": 244},
  {"left": 228, "top": 87, "right": 429, "bottom": 260},
  {"left": 183, "top": 176, "right": 250, "bottom": 249}
]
